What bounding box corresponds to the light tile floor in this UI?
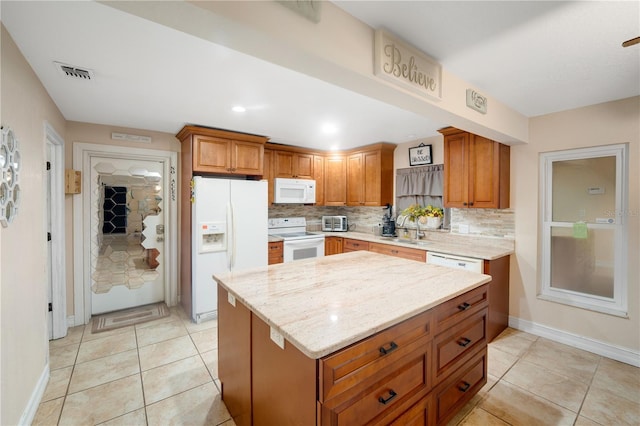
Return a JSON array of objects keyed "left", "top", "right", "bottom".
[{"left": 35, "top": 306, "right": 639, "bottom": 425}]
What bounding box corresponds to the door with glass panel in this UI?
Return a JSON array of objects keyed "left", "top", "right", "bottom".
[
  {"left": 540, "top": 144, "right": 627, "bottom": 316},
  {"left": 90, "top": 157, "right": 165, "bottom": 315}
]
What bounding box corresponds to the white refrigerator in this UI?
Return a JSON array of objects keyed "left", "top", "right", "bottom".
[{"left": 191, "top": 177, "right": 268, "bottom": 323}]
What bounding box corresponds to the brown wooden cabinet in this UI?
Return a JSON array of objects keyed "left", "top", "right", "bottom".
[
  {"left": 274, "top": 151, "right": 314, "bottom": 179},
  {"left": 177, "top": 125, "right": 268, "bottom": 318},
  {"left": 177, "top": 126, "right": 267, "bottom": 176},
  {"left": 346, "top": 144, "right": 395, "bottom": 206},
  {"left": 325, "top": 237, "right": 343, "bottom": 256},
  {"left": 343, "top": 238, "right": 369, "bottom": 252},
  {"left": 439, "top": 127, "right": 509, "bottom": 209},
  {"left": 369, "top": 241, "right": 426, "bottom": 262},
  {"left": 263, "top": 149, "right": 274, "bottom": 205},
  {"left": 218, "top": 283, "right": 489, "bottom": 426},
  {"left": 324, "top": 155, "right": 347, "bottom": 206},
  {"left": 314, "top": 155, "right": 325, "bottom": 205},
  {"left": 267, "top": 241, "right": 283, "bottom": 265}
]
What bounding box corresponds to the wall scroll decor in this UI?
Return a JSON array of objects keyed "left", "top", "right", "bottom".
[
  {"left": 0, "top": 126, "right": 21, "bottom": 227},
  {"left": 409, "top": 143, "right": 432, "bottom": 166}
]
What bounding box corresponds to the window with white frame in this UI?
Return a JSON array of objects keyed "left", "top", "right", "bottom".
[{"left": 539, "top": 144, "right": 628, "bottom": 316}]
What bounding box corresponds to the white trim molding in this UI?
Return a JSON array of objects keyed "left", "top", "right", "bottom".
[
  {"left": 45, "top": 122, "right": 67, "bottom": 339},
  {"left": 72, "top": 142, "right": 178, "bottom": 325},
  {"left": 509, "top": 316, "right": 640, "bottom": 367},
  {"left": 19, "top": 363, "right": 49, "bottom": 425}
]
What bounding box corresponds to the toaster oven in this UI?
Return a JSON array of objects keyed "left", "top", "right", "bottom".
[{"left": 322, "top": 216, "right": 348, "bottom": 232}]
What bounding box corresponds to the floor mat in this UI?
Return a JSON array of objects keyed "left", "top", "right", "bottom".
[{"left": 91, "top": 302, "right": 170, "bottom": 333}]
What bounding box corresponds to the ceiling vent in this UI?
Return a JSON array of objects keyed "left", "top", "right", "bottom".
[{"left": 54, "top": 61, "right": 94, "bottom": 80}]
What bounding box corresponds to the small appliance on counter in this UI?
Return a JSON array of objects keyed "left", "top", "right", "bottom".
[
  {"left": 381, "top": 204, "right": 396, "bottom": 237},
  {"left": 322, "top": 215, "right": 348, "bottom": 232}
]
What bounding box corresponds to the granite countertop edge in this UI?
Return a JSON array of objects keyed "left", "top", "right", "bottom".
[{"left": 214, "top": 252, "right": 492, "bottom": 359}]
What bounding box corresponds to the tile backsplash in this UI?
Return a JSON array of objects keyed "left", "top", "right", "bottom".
[{"left": 268, "top": 205, "right": 515, "bottom": 239}]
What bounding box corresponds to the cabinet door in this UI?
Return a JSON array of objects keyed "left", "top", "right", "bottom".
[
  {"left": 218, "top": 286, "right": 252, "bottom": 426},
  {"left": 362, "top": 150, "right": 383, "bottom": 206},
  {"left": 274, "top": 151, "right": 314, "bottom": 179},
  {"left": 231, "top": 140, "right": 263, "bottom": 175},
  {"left": 469, "top": 136, "right": 506, "bottom": 209},
  {"left": 443, "top": 133, "right": 469, "bottom": 208},
  {"left": 325, "top": 237, "right": 343, "bottom": 256},
  {"left": 193, "top": 135, "right": 231, "bottom": 173},
  {"left": 324, "top": 156, "right": 347, "bottom": 206},
  {"left": 346, "top": 153, "right": 364, "bottom": 205},
  {"left": 314, "top": 155, "right": 325, "bottom": 205},
  {"left": 268, "top": 241, "right": 283, "bottom": 265}
]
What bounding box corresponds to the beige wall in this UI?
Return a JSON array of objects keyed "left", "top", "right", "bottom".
[
  {"left": 64, "top": 122, "right": 180, "bottom": 316},
  {"left": 1, "top": 25, "right": 67, "bottom": 425},
  {"left": 511, "top": 96, "right": 640, "bottom": 351}
]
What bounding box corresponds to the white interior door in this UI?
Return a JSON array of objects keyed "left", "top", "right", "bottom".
[
  {"left": 90, "top": 157, "right": 165, "bottom": 315},
  {"left": 46, "top": 144, "right": 53, "bottom": 339}
]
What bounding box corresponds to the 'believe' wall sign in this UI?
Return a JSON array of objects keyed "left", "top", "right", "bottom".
[{"left": 374, "top": 29, "right": 442, "bottom": 101}]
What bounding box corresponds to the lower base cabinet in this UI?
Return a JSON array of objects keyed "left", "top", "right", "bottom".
[{"left": 218, "top": 283, "right": 488, "bottom": 425}]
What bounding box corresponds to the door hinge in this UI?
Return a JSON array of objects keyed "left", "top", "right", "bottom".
[
  {"left": 46, "top": 161, "right": 51, "bottom": 171},
  {"left": 47, "top": 232, "right": 52, "bottom": 241},
  {"left": 48, "top": 303, "right": 52, "bottom": 312}
]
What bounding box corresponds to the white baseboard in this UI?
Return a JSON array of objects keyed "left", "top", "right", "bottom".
[
  {"left": 19, "top": 363, "right": 49, "bottom": 425},
  {"left": 509, "top": 316, "right": 640, "bottom": 367}
]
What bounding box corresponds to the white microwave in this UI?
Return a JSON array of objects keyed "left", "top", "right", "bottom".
[{"left": 274, "top": 178, "right": 316, "bottom": 204}]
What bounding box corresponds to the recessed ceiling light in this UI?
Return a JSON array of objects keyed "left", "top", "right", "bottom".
[
  {"left": 322, "top": 123, "right": 338, "bottom": 134},
  {"left": 232, "top": 106, "right": 246, "bottom": 113}
]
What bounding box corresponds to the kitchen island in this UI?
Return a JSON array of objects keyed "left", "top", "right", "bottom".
[{"left": 214, "top": 251, "right": 492, "bottom": 425}]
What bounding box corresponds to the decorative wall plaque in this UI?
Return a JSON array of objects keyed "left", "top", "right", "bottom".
[
  {"left": 374, "top": 29, "right": 442, "bottom": 100},
  {"left": 466, "top": 89, "right": 488, "bottom": 114}
]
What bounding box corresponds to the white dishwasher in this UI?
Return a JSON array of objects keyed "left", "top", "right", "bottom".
[{"left": 426, "top": 251, "right": 484, "bottom": 273}]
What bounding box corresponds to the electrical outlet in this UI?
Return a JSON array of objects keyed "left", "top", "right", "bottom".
[{"left": 459, "top": 224, "right": 470, "bottom": 234}]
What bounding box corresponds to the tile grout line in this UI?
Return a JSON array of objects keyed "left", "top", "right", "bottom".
[
  {"left": 55, "top": 323, "right": 87, "bottom": 425},
  {"left": 134, "top": 324, "right": 150, "bottom": 426},
  {"left": 572, "top": 355, "right": 604, "bottom": 425}
]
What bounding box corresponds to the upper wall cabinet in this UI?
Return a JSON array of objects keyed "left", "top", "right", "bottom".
[
  {"left": 346, "top": 143, "right": 395, "bottom": 206},
  {"left": 324, "top": 155, "right": 347, "bottom": 206},
  {"left": 439, "top": 127, "right": 510, "bottom": 209},
  {"left": 176, "top": 126, "right": 267, "bottom": 176},
  {"left": 274, "top": 151, "right": 314, "bottom": 179}
]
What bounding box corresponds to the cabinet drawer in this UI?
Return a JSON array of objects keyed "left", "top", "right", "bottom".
[
  {"left": 434, "top": 347, "right": 487, "bottom": 425},
  {"left": 386, "top": 392, "right": 433, "bottom": 426},
  {"left": 369, "top": 242, "right": 426, "bottom": 262},
  {"left": 320, "top": 310, "right": 432, "bottom": 402},
  {"left": 321, "top": 348, "right": 429, "bottom": 426},
  {"left": 267, "top": 241, "right": 283, "bottom": 265},
  {"left": 433, "top": 284, "right": 488, "bottom": 334},
  {"left": 343, "top": 238, "right": 369, "bottom": 252},
  {"left": 433, "top": 309, "right": 487, "bottom": 384}
]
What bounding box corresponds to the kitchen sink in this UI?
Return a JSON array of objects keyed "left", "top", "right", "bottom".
[{"left": 378, "top": 236, "right": 432, "bottom": 246}]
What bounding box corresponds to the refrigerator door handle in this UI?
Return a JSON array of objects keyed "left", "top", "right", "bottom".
[{"left": 227, "top": 202, "right": 234, "bottom": 270}]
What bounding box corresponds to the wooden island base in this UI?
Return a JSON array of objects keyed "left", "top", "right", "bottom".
[{"left": 218, "top": 283, "right": 489, "bottom": 426}]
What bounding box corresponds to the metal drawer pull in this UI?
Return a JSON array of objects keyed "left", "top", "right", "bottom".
[
  {"left": 458, "top": 382, "right": 471, "bottom": 392},
  {"left": 457, "top": 337, "right": 472, "bottom": 347},
  {"left": 457, "top": 302, "right": 471, "bottom": 311},
  {"left": 378, "top": 389, "right": 397, "bottom": 405},
  {"left": 379, "top": 341, "right": 398, "bottom": 355}
]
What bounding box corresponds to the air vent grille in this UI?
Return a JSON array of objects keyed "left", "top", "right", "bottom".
[{"left": 54, "top": 62, "right": 94, "bottom": 80}]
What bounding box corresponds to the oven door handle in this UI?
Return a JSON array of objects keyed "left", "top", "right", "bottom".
[{"left": 285, "top": 239, "right": 324, "bottom": 248}]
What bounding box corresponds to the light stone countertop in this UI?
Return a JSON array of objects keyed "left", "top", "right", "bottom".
[
  {"left": 214, "top": 251, "right": 491, "bottom": 359},
  {"left": 323, "top": 231, "right": 514, "bottom": 260}
]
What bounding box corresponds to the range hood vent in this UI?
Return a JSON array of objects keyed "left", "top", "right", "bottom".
[{"left": 54, "top": 61, "right": 94, "bottom": 80}]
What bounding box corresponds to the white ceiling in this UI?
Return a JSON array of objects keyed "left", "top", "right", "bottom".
[{"left": 2, "top": 1, "right": 638, "bottom": 150}]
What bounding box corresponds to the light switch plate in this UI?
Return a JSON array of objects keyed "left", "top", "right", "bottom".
[
  {"left": 270, "top": 327, "right": 285, "bottom": 349},
  {"left": 227, "top": 293, "right": 236, "bottom": 307}
]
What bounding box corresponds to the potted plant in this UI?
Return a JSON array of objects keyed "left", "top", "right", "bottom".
[{"left": 420, "top": 205, "right": 444, "bottom": 229}]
